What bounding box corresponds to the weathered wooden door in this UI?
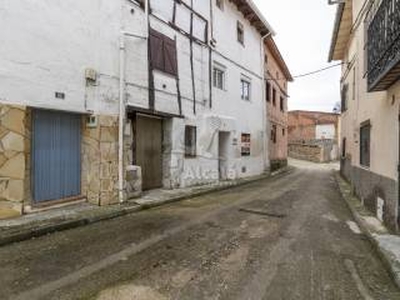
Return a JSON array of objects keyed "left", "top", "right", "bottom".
[
  {"left": 136, "top": 115, "right": 163, "bottom": 190},
  {"left": 32, "top": 110, "right": 81, "bottom": 203}
]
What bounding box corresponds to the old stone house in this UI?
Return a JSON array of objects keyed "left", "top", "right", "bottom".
[
  {"left": 329, "top": 0, "right": 400, "bottom": 231},
  {"left": 264, "top": 37, "right": 293, "bottom": 171},
  {"left": 0, "top": 0, "right": 274, "bottom": 219},
  {"left": 288, "top": 111, "right": 340, "bottom": 162}
]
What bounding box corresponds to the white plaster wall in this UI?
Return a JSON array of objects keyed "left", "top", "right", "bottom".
[
  {"left": 213, "top": 0, "right": 264, "bottom": 78},
  {"left": 0, "top": 0, "right": 124, "bottom": 115},
  {"left": 0, "top": 0, "right": 268, "bottom": 189},
  {"left": 316, "top": 124, "right": 336, "bottom": 140}
]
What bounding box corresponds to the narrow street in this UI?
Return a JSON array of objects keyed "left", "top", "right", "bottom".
[{"left": 1, "top": 162, "right": 399, "bottom": 300}]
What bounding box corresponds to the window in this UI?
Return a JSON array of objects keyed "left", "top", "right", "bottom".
[
  {"left": 271, "top": 125, "right": 277, "bottom": 144},
  {"left": 241, "top": 79, "right": 251, "bottom": 101},
  {"left": 282, "top": 128, "right": 286, "bottom": 136},
  {"left": 149, "top": 29, "right": 178, "bottom": 76},
  {"left": 266, "top": 82, "right": 271, "bottom": 102},
  {"left": 216, "top": 0, "right": 224, "bottom": 10},
  {"left": 241, "top": 134, "right": 251, "bottom": 156},
  {"left": 342, "top": 137, "right": 346, "bottom": 158},
  {"left": 237, "top": 21, "right": 244, "bottom": 45},
  {"left": 341, "top": 83, "right": 349, "bottom": 112},
  {"left": 280, "top": 97, "right": 285, "bottom": 112},
  {"left": 272, "top": 88, "right": 276, "bottom": 106},
  {"left": 185, "top": 126, "right": 197, "bottom": 157},
  {"left": 360, "top": 122, "right": 371, "bottom": 167},
  {"left": 213, "top": 67, "right": 225, "bottom": 90}
]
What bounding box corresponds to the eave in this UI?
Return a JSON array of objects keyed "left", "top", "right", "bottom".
[
  {"left": 266, "top": 37, "right": 294, "bottom": 82},
  {"left": 328, "top": 1, "right": 353, "bottom": 62},
  {"left": 229, "top": 0, "right": 276, "bottom": 36}
]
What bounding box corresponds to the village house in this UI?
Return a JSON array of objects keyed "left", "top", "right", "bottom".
[
  {"left": 287, "top": 110, "right": 340, "bottom": 163},
  {"left": 329, "top": 0, "right": 400, "bottom": 231},
  {"left": 264, "top": 37, "right": 293, "bottom": 171},
  {"left": 0, "top": 0, "right": 274, "bottom": 219}
]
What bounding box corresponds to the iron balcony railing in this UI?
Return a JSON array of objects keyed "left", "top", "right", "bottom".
[{"left": 367, "top": 0, "right": 400, "bottom": 92}]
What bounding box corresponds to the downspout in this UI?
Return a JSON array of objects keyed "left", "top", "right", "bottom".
[
  {"left": 118, "top": 35, "right": 126, "bottom": 204},
  {"left": 118, "top": 0, "right": 150, "bottom": 204},
  {"left": 261, "top": 31, "right": 272, "bottom": 173}
]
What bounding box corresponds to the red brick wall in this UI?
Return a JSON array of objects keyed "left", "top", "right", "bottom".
[{"left": 288, "top": 111, "right": 339, "bottom": 142}]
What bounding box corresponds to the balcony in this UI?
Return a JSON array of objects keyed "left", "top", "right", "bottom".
[{"left": 367, "top": 0, "right": 400, "bottom": 92}]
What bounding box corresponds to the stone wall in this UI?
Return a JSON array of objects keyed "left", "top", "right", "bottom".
[
  {"left": 288, "top": 144, "right": 322, "bottom": 163},
  {"left": 270, "top": 159, "right": 287, "bottom": 172},
  {"left": 82, "top": 115, "right": 119, "bottom": 206},
  {"left": 0, "top": 104, "right": 27, "bottom": 219}
]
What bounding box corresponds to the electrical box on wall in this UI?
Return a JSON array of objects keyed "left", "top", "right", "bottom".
[
  {"left": 85, "top": 68, "right": 97, "bottom": 82},
  {"left": 86, "top": 115, "right": 98, "bottom": 128}
]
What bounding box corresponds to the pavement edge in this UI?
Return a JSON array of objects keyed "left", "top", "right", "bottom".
[
  {"left": 0, "top": 167, "right": 293, "bottom": 247},
  {"left": 334, "top": 172, "right": 400, "bottom": 290}
]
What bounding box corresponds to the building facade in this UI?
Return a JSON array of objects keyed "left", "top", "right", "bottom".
[
  {"left": 329, "top": 0, "right": 400, "bottom": 231},
  {"left": 265, "top": 38, "right": 293, "bottom": 171},
  {"left": 0, "top": 0, "right": 274, "bottom": 218},
  {"left": 288, "top": 111, "right": 340, "bottom": 163}
]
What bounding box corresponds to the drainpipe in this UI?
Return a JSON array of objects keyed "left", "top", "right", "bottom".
[
  {"left": 118, "top": 35, "right": 126, "bottom": 204},
  {"left": 261, "top": 31, "right": 273, "bottom": 173},
  {"left": 118, "top": 0, "right": 150, "bottom": 204}
]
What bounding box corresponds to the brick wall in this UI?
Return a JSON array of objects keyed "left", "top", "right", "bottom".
[{"left": 288, "top": 111, "right": 339, "bottom": 143}]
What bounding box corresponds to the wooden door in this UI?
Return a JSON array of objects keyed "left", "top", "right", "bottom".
[{"left": 136, "top": 115, "right": 163, "bottom": 190}]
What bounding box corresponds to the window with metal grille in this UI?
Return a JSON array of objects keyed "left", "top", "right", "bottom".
[
  {"left": 271, "top": 125, "right": 277, "bottom": 144},
  {"left": 341, "top": 83, "right": 349, "bottom": 112},
  {"left": 213, "top": 68, "right": 225, "bottom": 90},
  {"left": 342, "top": 137, "right": 346, "bottom": 158},
  {"left": 280, "top": 97, "right": 285, "bottom": 112},
  {"left": 241, "top": 133, "right": 251, "bottom": 156},
  {"left": 266, "top": 82, "right": 271, "bottom": 102},
  {"left": 149, "top": 29, "right": 178, "bottom": 76},
  {"left": 360, "top": 122, "right": 371, "bottom": 167},
  {"left": 237, "top": 21, "right": 244, "bottom": 45},
  {"left": 185, "top": 126, "right": 197, "bottom": 158},
  {"left": 241, "top": 79, "right": 251, "bottom": 101}
]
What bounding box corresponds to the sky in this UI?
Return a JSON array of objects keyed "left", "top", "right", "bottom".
[{"left": 253, "top": 0, "right": 342, "bottom": 112}]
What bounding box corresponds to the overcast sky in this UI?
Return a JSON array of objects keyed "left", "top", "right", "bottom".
[{"left": 253, "top": 0, "right": 341, "bottom": 112}]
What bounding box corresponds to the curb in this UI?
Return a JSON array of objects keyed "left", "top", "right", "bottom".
[
  {"left": 0, "top": 167, "right": 293, "bottom": 247},
  {"left": 334, "top": 172, "right": 400, "bottom": 290}
]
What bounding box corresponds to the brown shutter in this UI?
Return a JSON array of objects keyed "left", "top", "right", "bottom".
[
  {"left": 163, "top": 37, "right": 178, "bottom": 76},
  {"left": 150, "top": 30, "right": 164, "bottom": 71}
]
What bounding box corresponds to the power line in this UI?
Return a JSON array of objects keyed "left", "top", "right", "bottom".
[
  {"left": 266, "top": 62, "right": 343, "bottom": 82},
  {"left": 293, "top": 63, "right": 343, "bottom": 79}
]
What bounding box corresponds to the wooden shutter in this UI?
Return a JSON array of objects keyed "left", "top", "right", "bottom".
[
  {"left": 150, "top": 29, "right": 178, "bottom": 77},
  {"left": 163, "top": 36, "right": 178, "bottom": 76},
  {"left": 150, "top": 30, "right": 164, "bottom": 71}
]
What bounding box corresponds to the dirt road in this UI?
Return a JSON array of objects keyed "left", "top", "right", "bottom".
[{"left": 0, "top": 161, "right": 399, "bottom": 300}]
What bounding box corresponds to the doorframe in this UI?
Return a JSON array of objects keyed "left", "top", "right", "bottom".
[
  {"left": 218, "top": 131, "right": 231, "bottom": 180},
  {"left": 30, "top": 109, "right": 84, "bottom": 208}
]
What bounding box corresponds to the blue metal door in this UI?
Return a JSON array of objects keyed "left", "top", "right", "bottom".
[{"left": 32, "top": 110, "right": 81, "bottom": 203}]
